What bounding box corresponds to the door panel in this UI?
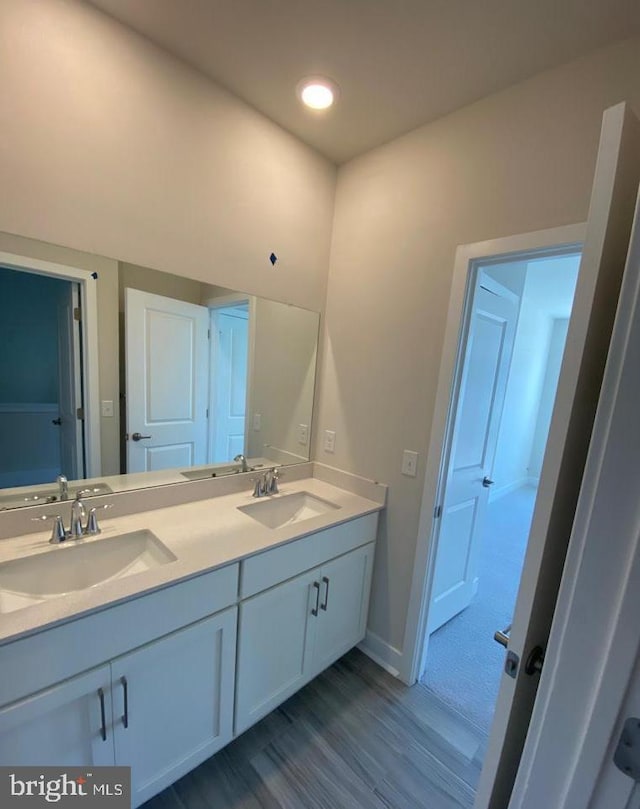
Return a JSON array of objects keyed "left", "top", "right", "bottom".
[
  {"left": 125, "top": 289, "right": 208, "bottom": 473},
  {"left": 429, "top": 276, "right": 519, "bottom": 632},
  {"left": 57, "top": 282, "right": 83, "bottom": 479},
  {"left": 477, "top": 101, "right": 640, "bottom": 809}
]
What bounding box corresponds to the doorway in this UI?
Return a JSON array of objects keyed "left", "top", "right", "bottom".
[
  {"left": 0, "top": 265, "right": 86, "bottom": 487},
  {"left": 421, "top": 250, "right": 580, "bottom": 736}
]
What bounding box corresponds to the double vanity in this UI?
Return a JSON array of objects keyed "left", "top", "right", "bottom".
[{"left": 0, "top": 464, "right": 385, "bottom": 807}]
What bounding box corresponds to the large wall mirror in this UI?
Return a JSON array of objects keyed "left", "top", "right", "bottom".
[{"left": 0, "top": 241, "right": 320, "bottom": 510}]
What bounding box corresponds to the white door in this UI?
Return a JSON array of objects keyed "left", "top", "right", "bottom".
[
  {"left": 428, "top": 273, "right": 519, "bottom": 633},
  {"left": 125, "top": 288, "right": 209, "bottom": 473},
  {"left": 57, "top": 282, "right": 83, "bottom": 479},
  {"left": 476, "top": 101, "right": 640, "bottom": 809},
  {"left": 0, "top": 665, "right": 114, "bottom": 766},
  {"left": 312, "top": 543, "right": 374, "bottom": 674},
  {"left": 111, "top": 610, "right": 237, "bottom": 808},
  {"left": 210, "top": 306, "right": 248, "bottom": 462}
]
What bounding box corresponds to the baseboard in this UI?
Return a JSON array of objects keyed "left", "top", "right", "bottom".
[
  {"left": 358, "top": 630, "right": 402, "bottom": 679},
  {"left": 488, "top": 477, "right": 530, "bottom": 502}
]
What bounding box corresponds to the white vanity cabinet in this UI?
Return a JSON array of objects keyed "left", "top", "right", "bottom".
[
  {"left": 235, "top": 513, "right": 377, "bottom": 735},
  {"left": 0, "top": 564, "right": 239, "bottom": 808},
  {"left": 0, "top": 610, "right": 236, "bottom": 806}
]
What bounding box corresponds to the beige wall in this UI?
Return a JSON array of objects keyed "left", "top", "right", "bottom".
[
  {"left": 316, "top": 38, "right": 640, "bottom": 663},
  {"left": 0, "top": 0, "right": 336, "bottom": 313}
]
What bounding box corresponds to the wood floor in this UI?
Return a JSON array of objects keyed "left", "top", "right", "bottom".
[{"left": 144, "top": 648, "right": 487, "bottom": 809}]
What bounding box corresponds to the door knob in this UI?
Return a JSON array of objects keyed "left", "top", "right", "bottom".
[
  {"left": 482, "top": 476, "right": 494, "bottom": 487},
  {"left": 51, "top": 418, "right": 62, "bottom": 426},
  {"left": 131, "top": 432, "right": 152, "bottom": 441}
]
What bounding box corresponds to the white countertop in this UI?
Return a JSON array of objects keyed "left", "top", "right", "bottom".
[{"left": 0, "top": 476, "right": 383, "bottom": 647}]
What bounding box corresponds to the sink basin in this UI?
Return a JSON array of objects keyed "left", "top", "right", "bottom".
[
  {"left": 0, "top": 482, "right": 114, "bottom": 511},
  {"left": 238, "top": 491, "right": 340, "bottom": 530},
  {"left": 0, "top": 530, "right": 176, "bottom": 614}
]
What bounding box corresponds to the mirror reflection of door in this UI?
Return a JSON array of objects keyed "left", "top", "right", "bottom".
[
  {"left": 125, "top": 288, "right": 209, "bottom": 473},
  {"left": 0, "top": 266, "right": 84, "bottom": 487},
  {"left": 209, "top": 303, "right": 249, "bottom": 463}
]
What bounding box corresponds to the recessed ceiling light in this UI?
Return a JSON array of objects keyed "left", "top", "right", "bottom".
[{"left": 297, "top": 77, "right": 338, "bottom": 111}]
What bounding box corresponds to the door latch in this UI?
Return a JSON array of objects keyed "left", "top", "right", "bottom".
[{"left": 614, "top": 717, "right": 640, "bottom": 781}]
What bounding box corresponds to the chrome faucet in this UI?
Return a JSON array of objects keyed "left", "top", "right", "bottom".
[
  {"left": 70, "top": 491, "right": 86, "bottom": 537},
  {"left": 252, "top": 467, "right": 281, "bottom": 497},
  {"left": 33, "top": 494, "right": 112, "bottom": 543},
  {"left": 234, "top": 454, "right": 250, "bottom": 473},
  {"left": 56, "top": 474, "right": 69, "bottom": 501}
]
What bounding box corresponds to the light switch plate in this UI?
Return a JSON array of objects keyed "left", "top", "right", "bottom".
[
  {"left": 253, "top": 413, "right": 261, "bottom": 431},
  {"left": 324, "top": 429, "right": 336, "bottom": 453},
  {"left": 101, "top": 400, "right": 114, "bottom": 418},
  {"left": 402, "top": 450, "right": 418, "bottom": 477},
  {"left": 297, "top": 424, "right": 309, "bottom": 446}
]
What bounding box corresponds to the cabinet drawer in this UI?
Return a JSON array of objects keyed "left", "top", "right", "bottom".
[
  {"left": 0, "top": 563, "right": 239, "bottom": 707},
  {"left": 240, "top": 513, "right": 378, "bottom": 598}
]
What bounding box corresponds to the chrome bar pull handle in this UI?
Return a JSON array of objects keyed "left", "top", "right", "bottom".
[
  {"left": 321, "top": 576, "right": 330, "bottom": 611},
  {"left": 98, "top": 688, "right": 107, "bottom": 742},
  {"left": 494, "top": 624, "right": 512, "bottom": 648},
  {"left": 121, "top": 676, "right": 129, "bottom": 729},
  {"left": 311, "top": 581, "right": 320, "bottom": 616}
]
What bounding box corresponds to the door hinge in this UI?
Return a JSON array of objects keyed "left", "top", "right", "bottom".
[
  {"left": 206, "top": 408, "right": 209, "bottom": 419},
  {"left": 434, "top": 505, "right": 442, "bottom": 519},
  {"left": 73, "top": 306, "right": 82, "bottom": 322},
  {"left": 76, "top": 407, "right": 85, "bottom": 421},
  {"left": 614, "top": 717, "right": 640, "bottom": 781},
  {"left": 207, "top": 328, "right": 211, "bottom": 339}
]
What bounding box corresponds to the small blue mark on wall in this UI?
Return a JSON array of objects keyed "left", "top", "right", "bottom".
[{"left": 269, "top": 253, "right": 278, "bottom": 266}]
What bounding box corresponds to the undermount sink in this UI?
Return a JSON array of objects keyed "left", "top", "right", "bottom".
[
  {"left": 238, "top": 491, "right": 340, "bottom": 530},
  {"left": 0, "top": 530, "right": 176, "bottom": 614},
  {"left": 0, "top": 482, "right": 114, "bottom": 511}
]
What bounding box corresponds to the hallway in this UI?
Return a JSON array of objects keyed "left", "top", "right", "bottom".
[{"left": 422, "top": 486, "right": 536, "bottom": 734}]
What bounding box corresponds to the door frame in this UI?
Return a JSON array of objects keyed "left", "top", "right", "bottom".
[
  {"left": 402, "top": 223, "right": 586, "bottom": 687},
  {"left": 0, "top": 251, "right": 101, "bottom": 478}
]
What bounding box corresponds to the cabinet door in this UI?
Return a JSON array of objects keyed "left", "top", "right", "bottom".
[
  {"left": 0, "top": 665, "right": 114, "bottom": 767},
  {"left": 312, "top": 543, "right": 375, "bottom": 675},
  {"left": 235, "top": 568, "right": 319, "bottom": 735},
  {"left": 111, "top": 607, "right": 237, "bottom": 808}
]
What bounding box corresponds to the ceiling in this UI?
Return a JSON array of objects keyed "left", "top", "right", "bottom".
[{"left": 87, "top": 0, "right": 640, "bottom": 164}]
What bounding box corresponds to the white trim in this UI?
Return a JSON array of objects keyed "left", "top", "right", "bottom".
[
  {"left": 204, "top": 292, "right": 251, "bottom": 309},
  {"left": 401, "top": 223, "right": 585, "bottom": 687},
  {"left": 0, "top": 251, "right": 101, "bottom": 478},
  {"left": 358, "top": 630, "right": 402, "bottom": 678}
]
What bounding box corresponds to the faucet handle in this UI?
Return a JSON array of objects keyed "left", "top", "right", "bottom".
[
  {"left": 86, "top": 504, "right": 113, "bottom": 535},
  {"left": 251, "top": 475, "right": 266, "bottom": 498},
  {"left": 267, "top": 467, "right": 281, "bottom": 494},
  {"left": 32, "top": 514, "right": 68, "bottom": 544}
]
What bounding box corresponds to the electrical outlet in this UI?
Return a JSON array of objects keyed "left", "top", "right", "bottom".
[
  {"left": 401, "top": 450, "right": 418, "bottom": 477},
  {"left": 297, "top": 423, "right": 309, "bottom": 446},
  {"left": 324, "top": 429, "right": 336, "bottom": 453},
  {"left": 101, "top": 400, "right": 114, "bottom": 418},
  {"left": 253, "top": 413, "right": 261, "bottom": 431}
]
